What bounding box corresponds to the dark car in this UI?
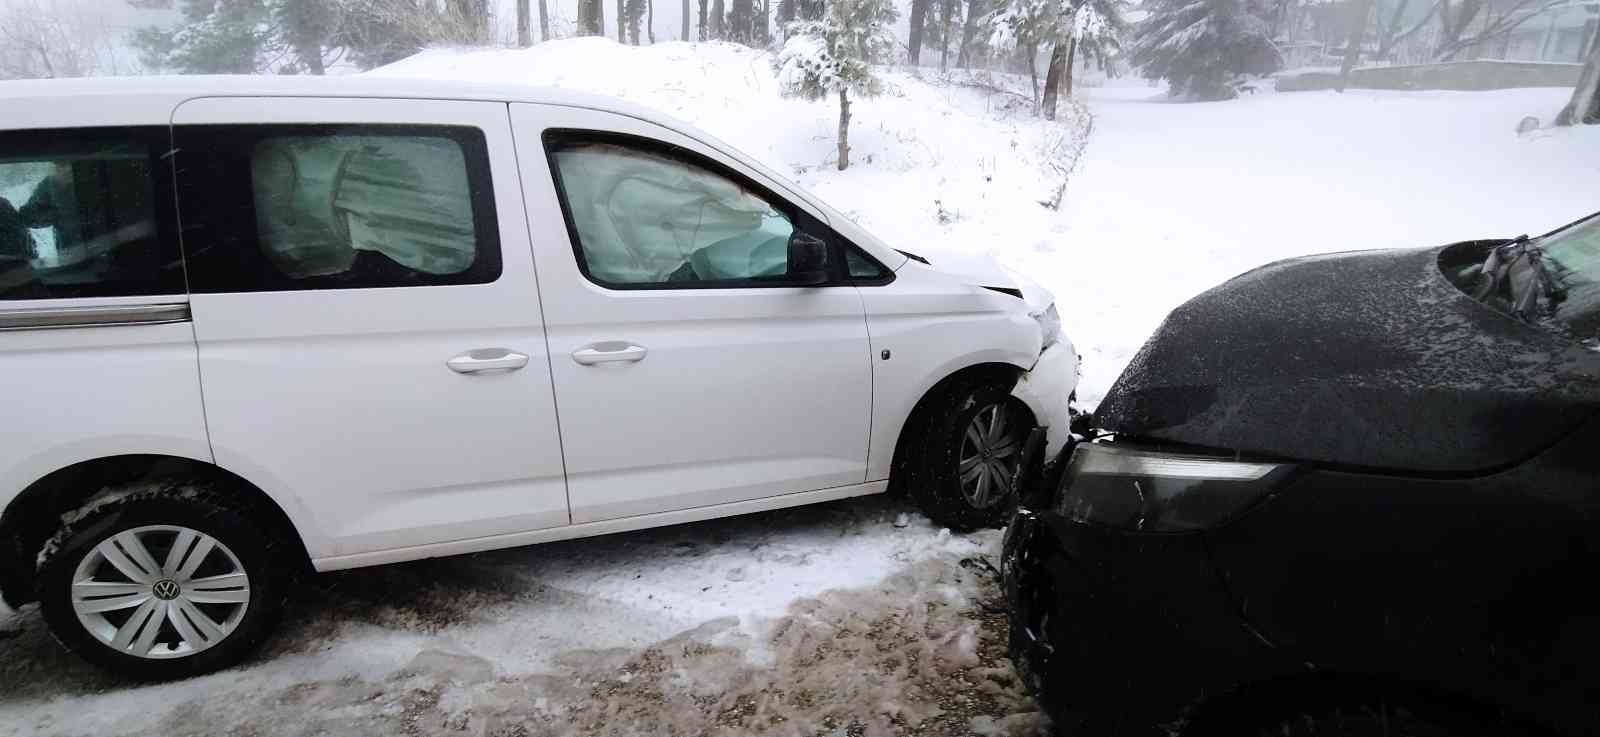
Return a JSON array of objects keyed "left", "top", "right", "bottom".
[{"left": 1004, "top": 212, "right": 1600, "bottom": 737}]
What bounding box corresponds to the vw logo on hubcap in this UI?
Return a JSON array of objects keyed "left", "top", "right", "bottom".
[{"left": 152, "top": 579, "right": 182, "bottom": 601}]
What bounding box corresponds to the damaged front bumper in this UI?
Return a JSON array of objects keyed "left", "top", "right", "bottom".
[{"left": 1011, "top": 339, "right": 1080, "bottom": 458}]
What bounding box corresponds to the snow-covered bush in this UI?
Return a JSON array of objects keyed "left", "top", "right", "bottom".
[
  {"left": 775, "top": 0, "right": 896, "bottom": 170},
  {"left": 1128, "top": 0, "right": 1280, "bottom": 101}
]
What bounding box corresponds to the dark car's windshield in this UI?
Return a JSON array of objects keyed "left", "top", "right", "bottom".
[{"left": 1539, "top": 214, "right": 1600, "bottom": 338}]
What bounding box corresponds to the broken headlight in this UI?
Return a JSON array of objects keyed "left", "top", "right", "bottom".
[{"left": 1055, "top": 443, "right": 1293, "bottom": 532}]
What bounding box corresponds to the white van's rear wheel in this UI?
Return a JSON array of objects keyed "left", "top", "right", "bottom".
[{"left": 37, "top": 484, "right": 286, "bottom": 679}]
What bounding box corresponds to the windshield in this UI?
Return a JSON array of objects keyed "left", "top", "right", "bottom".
[{"left": 1539, "top": 214, "right": 1600, "bottom": 337}]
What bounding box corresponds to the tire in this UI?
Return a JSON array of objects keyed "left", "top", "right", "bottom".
[
  {"left": 907, "top": 377, "right": 1033, "bottom": 531},
  {"left": 36, "top": 481, "right": 288, "bottom": 680}
]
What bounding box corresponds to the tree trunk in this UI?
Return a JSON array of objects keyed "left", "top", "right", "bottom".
[
  {"left": 1041, "top": 34, "right": 1067, "bottom": 120},
  {"left": 711, "top": 0, "right": 725, "bottom": 38},
  {"left": 698, "top": 0, "right": 708, "bottom": 39},
  {"left": 1558, "top": 32, "right": 1600, "bottom": 125},
  {"left": 1063, "top": 35, "right": 1077, "bottom": 99},
  {"left": 837, "top": 87, "right": 851, "bottom": 170},
  {"left": 649, "top": 0, "right": 656, "bottom": 42},
  {"left": 909, "top": 0, "right": 929, "bottom": 64},
  {"left": 618, "top": 0, "right": 626, "bottom": 41},
  {"left": 938, "top": 0, "right": 955, "bottom": 71},
  {"left": 579, "top": 0, "right": 601, "bottom": 35},
  {"left": 1336, "top": 0, "right": 1373, "bottom": 92},
  {"left": 957, "top": 0, "right": 984, "bottom": 68},
  {"left": 730, "top": 0, "right": 752, "bottom": 43},
  {"left": 517, "top": 0, "right": 531, "bottom": 46},
  {"left": 1026, "top": 43, "right": 1039, "bottom": 110},
  {"left": 540, "top": 0, "right": 550, "bottom": 40},
  {"left": 683, "top": 0, "right": 689, "bottom": 39}
]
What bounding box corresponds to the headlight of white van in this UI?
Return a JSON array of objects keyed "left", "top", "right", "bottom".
[{"left": 1033, "top": 304, "right": 1062, "bottom": 349}]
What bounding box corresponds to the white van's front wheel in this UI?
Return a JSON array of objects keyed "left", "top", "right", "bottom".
[
  {"left": 908, "top": 378, "right": 1033, "bottom": 531},
  {"left": 36, "top": 484, "right": 287, "bottom": 680}
]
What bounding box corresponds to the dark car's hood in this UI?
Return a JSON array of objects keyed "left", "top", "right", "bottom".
[{"left": 1096, "top": 243, "right": 1600, "bottom": 473}]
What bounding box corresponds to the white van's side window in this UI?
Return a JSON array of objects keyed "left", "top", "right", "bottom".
[
  {"left": 0, "top": 128, "right": 182, "bottom": 300},
  {"left": 252, "top": 136, "right": 477, "bottom": 279},
  {"left": 174, "top": 125, "right": 500, "bottom": 293},
  {"left": 546, "top": 137, "right": 803, "bottom": 288}
]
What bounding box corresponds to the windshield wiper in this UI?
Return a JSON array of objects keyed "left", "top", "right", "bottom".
[{"left": 1475, "top": 235, "right": 1557, "bottom": 320}]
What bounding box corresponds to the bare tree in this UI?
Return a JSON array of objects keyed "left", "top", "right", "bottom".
[
  {"left": 541, "top": 0, "right": 551, "bottom": 40},
  {"left": 711, "top": 0, "right": 726, "bottom": 37},
  {"left": 683, "top": 0, "right": 691, "bottom": 38},
  {"left": 1432, "top": 0, "right": 1558, "bottom": 60},
  {"left": 518, "top": 0, "right": 532, "bottom": 45},
  {"left": 0, "top": 0, "right": 125, "bottom": 79}
]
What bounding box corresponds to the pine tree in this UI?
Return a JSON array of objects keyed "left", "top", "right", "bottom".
[
  {"left": 272, "top": 0, "right": 338, "bottom": 74},
  {"left": 134, "top": 0, "right": 270, "bottom": 74},
  {"left": 988, "top": 0, "right": 1124, "bottom": 117},
  {"left": 988, "top": 0, "right": 1053, "bottom": 103},
  {"left": 775, "top": 0, "right": 896, "bottom": 170},
  {"left": 1128, "top": 0, "right": 1281, "bottom": 100},
  {"left": 1044, "top": 0, "right": 1123, "bottom": 118}
]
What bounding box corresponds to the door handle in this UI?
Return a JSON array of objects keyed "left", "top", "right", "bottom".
[
  {"left": 572, "top": 341, "right": 648, "bottom": 365},
  {"left": 447, "top": 348, "right": 530, "bottom": 374}
]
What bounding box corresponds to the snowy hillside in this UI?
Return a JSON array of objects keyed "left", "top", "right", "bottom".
[{"left": 379, "top": 39, "right": 1600, "bottom": 404}]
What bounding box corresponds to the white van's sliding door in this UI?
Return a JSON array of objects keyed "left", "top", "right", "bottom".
[{"left": 172, "top": 97, "right": 568, "bottom": 560}]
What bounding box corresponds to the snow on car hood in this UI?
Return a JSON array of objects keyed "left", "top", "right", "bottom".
[
  {"left": 1095, "top": 243, "right": 1600, "bottom": 473},
  {"left": 905, "top": 246, "right": 1055, "bottom": 312}
]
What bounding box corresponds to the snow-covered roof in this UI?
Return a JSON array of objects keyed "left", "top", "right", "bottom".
[{"left": 0, "top": 75, "right": 670, "bottom": 130}]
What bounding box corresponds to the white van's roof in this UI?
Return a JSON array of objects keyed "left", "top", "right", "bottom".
[{"left": 0, "top": 75, "right": 663, "bottom": 130}]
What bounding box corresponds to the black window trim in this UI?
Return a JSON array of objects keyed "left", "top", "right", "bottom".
[
  {"left": 173, "top": 122, "right": 502, "bottom": 295},
  {"left": 542, "top": 128, "right": 893, "bottom": 291}
]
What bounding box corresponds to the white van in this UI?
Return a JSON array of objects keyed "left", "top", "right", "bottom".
[{"left": 0, "top": 76, "right": 1077, "bottom": 679}]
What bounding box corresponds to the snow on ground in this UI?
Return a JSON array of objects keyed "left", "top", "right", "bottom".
[
  {"left": 3, "top": 37, "right": 1599, "bottom": 737},
  {"left": 2, "top": 498, "right": 1035, "bottom": 736}
]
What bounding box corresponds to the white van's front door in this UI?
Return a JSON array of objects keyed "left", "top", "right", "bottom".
[
  {"left": 510, "top": 104, "right": 873, "bottom": 523},
  {"left": 172, "top": 97, "right": 568, "bottom": 558}
]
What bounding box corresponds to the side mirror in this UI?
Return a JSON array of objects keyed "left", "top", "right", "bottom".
[{"left": 786, "top": 231, "right": 829, "bottom": 286}]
